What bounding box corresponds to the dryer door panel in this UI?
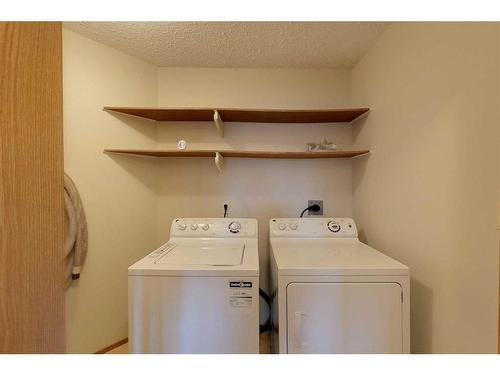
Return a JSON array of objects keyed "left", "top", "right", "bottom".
[{"left": 287, "top": 282, "right": 402, "bottom": 353}]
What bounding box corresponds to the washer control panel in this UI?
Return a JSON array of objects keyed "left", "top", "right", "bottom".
[
  {"left": 270, "top": 218, "right": 357, "bottom": 238},
  {"left": 171, "top": 218, "right": 257, "bottom": 238}
]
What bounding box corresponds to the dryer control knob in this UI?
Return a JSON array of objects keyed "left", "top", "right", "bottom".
[
  {"left": 289, "top": 223, "right": 298, "bottom": 230},
  {"left": 228, "top": 221, "right": 241, "bottom": 233},
  {"left": 327, "top": 221, "right": 341, "bottom": 233},
  {"left": 278, "top": 223, "right": 286, "bottom": 231},
  {"left": 201, "top": 223, "right": 210, "bottom": 231},
  {"left": 191, "top": 223, "right": 199, "bottom": 231},
  {"left": 178, "top": 223, "right": 187, "bottom": 230}
]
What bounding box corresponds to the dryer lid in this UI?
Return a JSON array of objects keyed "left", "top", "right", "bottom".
[
  {"left": 271, "top": 238, "right": 409, "bottom": 276},
  {"left": 155, "top": 243, "right": 244, "bottom": 266}
]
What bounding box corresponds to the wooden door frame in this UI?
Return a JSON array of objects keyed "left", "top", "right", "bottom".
[{"left": 0, "top": 22, "right": 65, "bottom": 353}]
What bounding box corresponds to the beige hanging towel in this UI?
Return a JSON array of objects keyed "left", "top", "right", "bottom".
[{"left": 64, "top": 173, "right": 88, "bottom": 287}]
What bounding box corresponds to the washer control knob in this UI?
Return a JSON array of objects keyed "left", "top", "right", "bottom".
[
  {"left": 289, "top": 223, "right": 298, "bottom": 230},
  {"left": 201, "top": 223, "right": 210, "bottom": 231},
  {"left": 278, "top": 223, "right": 286, "bottom": 231},
  {"left": 327, "top": 221, "right": 341, "bottom": 233},
  {"left": 178, "top": 223, "right": 187, "bottom": 230},
  {"left": 191, "top": 223, "right": 198, "bottom": 231},
  {"left": 228, "top": 221, "right": 241, "bottom": 233}
]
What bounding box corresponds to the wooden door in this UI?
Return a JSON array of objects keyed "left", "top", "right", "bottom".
[{"left": 0, "top": 22, "right": 65, "bottom": 353}]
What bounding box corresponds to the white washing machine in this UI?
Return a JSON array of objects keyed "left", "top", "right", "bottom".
[
  {"left": 270, "top": 218, "right": 410, "bottom": 354},
  {"left": 128, "top": 218, "right": 259, "bottom": 353}
]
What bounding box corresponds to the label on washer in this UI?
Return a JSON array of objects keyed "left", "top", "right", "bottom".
[
  {"left": 229, "top": 280, "right": 253, "bottom": 308},
  {"left": 229, "top": 295, "right": 253, "bottom": 308},
  {"left": 229, "top": 281, "right": 252, "bottom": 288}
]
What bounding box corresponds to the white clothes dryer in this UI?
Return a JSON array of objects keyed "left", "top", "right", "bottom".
[{"left": 270, "top": 218, "right": 409, "bottom": 354}]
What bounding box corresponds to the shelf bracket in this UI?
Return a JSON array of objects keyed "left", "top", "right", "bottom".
[
  {"left": 213, "top": 110, "right": 224, "bottom": 137},
  {"left": 214, "top": 152, "right": 224, "bottom": 173}
]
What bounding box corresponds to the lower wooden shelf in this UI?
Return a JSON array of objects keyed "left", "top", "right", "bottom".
[{"left": 103, "top": 149, "right": 370, "bottom": 159}]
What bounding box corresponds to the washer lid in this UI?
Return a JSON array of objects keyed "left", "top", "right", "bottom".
[
  {"left": 128, "top": 238, "right": 259, "bottom": 276},
  {"left": 155, "top": 243, "right": 244, "bottom": 266}
]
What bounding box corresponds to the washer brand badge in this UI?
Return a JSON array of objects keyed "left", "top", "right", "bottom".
[{"left": 230, "top": 281, "right": 252, "bottom": 288}]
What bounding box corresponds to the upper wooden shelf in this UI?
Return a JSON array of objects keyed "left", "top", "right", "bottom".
[
  {"left": 103, "top": 106, "right": 369, "bottom": 123},
  {"left": 104, "top": 149, "right": 369, "bottom": 159}
]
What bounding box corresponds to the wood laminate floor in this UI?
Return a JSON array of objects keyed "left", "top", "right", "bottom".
[{"left": 105, "top": 333, "right": 270, "bottom": 354}]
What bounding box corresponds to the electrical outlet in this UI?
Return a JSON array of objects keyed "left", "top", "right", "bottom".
[{"left": 308, "top": 200, "right": 323, "bottom": 215}]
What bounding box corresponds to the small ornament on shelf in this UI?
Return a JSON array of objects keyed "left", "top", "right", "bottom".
[
  {"left": 177, "top": 140, "right": 187, "bottom": 150},
  {"left": 306, "top": 138, "right": 339, "bottom": 152}
]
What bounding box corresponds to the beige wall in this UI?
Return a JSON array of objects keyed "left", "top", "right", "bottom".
[
  {"left": 63, "top": 29, "right": 159, "bottom": 353},
  {"left": 156, "top": 68, "right": 354, "bottom": 289},
  {"left": 351, "top": 23, "right": 499, "bottom": 353}
]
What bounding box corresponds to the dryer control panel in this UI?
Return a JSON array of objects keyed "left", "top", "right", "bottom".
[
  {"left": 171, "top": 218, "right": 257, "bottom": 238},
  {"left": 270, "top": 218, "right": 357, "bottom": 238}
]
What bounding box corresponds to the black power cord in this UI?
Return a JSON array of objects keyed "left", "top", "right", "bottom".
[
  {"left": 300, "top": 204, "right": 321, "bottom": 218},
  {"left": 259, "top": 288, "right": 272, "bottom": 334},
  {"left": 223, "top": 204, "right": 228, "bottom": 218}
]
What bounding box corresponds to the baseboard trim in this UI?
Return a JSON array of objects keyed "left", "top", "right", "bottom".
[{"left": 95, "top": 338, "right": 128, "bottom": 354}]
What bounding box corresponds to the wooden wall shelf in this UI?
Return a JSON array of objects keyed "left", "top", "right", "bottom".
[
  {"left": 103, "top": 107, "right": 369, "bottom": 123},
  {"left": 103, "top": 106, "right": 371, "bottom": 172},
  {"left": 105, "top": 148, "right": 369, "bottom": 172},
  {"left": 104, "top": 149, "right": 369, "bottom": 159}
]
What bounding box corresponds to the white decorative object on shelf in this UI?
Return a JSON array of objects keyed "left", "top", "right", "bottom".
[
  {"left": 307, "top": 138, "right": 339, "bottom": 152},
  {"left": 177, "top": 140, "right": 187, "bottom": 150}
]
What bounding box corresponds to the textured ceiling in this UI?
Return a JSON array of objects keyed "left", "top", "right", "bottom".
[{"left": 64, "top": 22, "right": 388, "bottom": 68}]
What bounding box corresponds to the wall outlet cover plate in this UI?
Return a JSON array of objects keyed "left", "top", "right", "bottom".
[{"left": 308, "top": 200, "right": 323, "bottom": 215}]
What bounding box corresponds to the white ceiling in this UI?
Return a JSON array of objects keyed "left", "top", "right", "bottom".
[{"left": 64, "top": 22, "right": 388, "bottom": 68}]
